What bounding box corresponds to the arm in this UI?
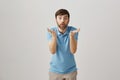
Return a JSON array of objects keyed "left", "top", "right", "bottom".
[
  {"left": 47, "top": 28, "right": 57, "bottom": 54},
  {"left": 48, "top": 36, "right": 57, "bottom": 54},
  {"left": 70, "top": 35, "right": 77, "bottom": 54},
  {"left": 69, "top": 28, "right": 80, "bottom": 54}
]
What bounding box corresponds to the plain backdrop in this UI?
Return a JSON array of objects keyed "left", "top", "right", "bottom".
[{"left": 0, "top": 0, "right": 120, "bottom": 80}]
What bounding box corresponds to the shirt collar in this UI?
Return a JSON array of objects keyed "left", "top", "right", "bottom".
[{"left": 57, "top": 26, "right": 69, "bottom": 36}]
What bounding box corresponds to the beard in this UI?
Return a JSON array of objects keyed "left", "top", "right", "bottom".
[{"left": 57, "top": 23, "right": 68, "bottom": 30}]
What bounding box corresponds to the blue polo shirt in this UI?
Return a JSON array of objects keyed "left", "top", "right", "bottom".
[{"left": 47, "top": 26, "right": 79, "bottom": 74}]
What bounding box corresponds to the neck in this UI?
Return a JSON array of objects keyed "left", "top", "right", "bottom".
[{"left": 58, "top": 27, "right": 67, "bottom": 34}]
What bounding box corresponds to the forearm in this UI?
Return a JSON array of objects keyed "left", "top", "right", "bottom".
[
  {"left": 49, "top": 37, "right": 57, "bottom": 54},
  {"left": 70, "top": 36, "right": 77, "bottom": 54}
]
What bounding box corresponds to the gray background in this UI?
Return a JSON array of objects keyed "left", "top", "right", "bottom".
[{"left": 0, "top": 0, "right": 120, "bottom": 80}]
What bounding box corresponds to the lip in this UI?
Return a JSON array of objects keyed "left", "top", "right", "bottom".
[{"left": 61, "top": 23, "right": 65, "bottom": 25}]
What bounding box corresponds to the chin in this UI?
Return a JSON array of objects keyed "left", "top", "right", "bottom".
[
  {"left": 60, "top": 27, "right": 66, "bottom": 30},
  {"left": 60, "top": 25, "right": 67, "bottom": 29}
]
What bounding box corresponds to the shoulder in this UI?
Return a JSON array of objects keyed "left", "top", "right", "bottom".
[{"left": 68, "top": 26, "right": 77, "bottom": 31}]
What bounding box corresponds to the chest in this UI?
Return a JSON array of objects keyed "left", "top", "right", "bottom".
[{"left": 57, "top": 34, "right": 70, "bottom": 46}]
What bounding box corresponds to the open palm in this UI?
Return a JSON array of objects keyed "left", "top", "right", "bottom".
[
  {"left": 47, "top": 28, "right": 56, "bottom": 37},
  {"left": 70, "top": 28, "right": 80, "bottom": 37}
]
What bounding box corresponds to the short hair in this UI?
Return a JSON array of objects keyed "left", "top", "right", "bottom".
[{"left": 55, "top": 9, "right": 70, "bottom": 18}]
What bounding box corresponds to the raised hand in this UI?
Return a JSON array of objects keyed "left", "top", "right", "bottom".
[
  {"left": 47, "top": 28, "right": 57, "bottom": 38},
  {"left": 70, "top": 28, "right": 80, "bottom": 37}
]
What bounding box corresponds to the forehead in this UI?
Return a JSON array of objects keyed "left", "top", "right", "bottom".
[{"left": 57, "top": 14, "right": 68, "bottom": 17}]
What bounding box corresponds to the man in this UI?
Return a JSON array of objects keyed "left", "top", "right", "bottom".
[{"left": 47, "top": 9, "right": 80, "bottom": 80}]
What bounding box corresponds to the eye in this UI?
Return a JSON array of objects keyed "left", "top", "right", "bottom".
[
  {"left": 64, "top": 17, "right": 68, "bottom": 20},
  {"left": 59, "top": 17, "right": 62, "bottom": 19}
]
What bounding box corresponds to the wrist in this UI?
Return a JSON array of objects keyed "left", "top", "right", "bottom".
[
  {"left": 52, "top": 36, "right": 57, "bottom": 40},
  {"left": 70, "top": 35, "right": 74, "bottom": 39}
]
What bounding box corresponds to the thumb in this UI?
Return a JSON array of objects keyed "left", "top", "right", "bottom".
[{"left": 72, "top": 28, "right": 80, "bottom": 33}]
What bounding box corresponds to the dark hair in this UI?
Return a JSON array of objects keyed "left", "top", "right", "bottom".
[{"left": 55, "top": 9, "right": 70, "bottom": 18}]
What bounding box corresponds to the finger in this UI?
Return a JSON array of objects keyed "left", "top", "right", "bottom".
[
  {"left": 72, "top": 30, "right": 78, "bottom": 33},
  {"left": 77, "top": 28, "right": 80, "bottom": 32},
  {"left": 72, "top": 28, "right": 80, "bottom": 33},
  {"left": 74, "top": 28, "right": 80, "bottom": 33},
  {"left": 47, "top": 28, "right": 52, "bottom": 33}
]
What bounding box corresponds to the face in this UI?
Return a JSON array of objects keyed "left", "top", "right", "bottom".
[{"left": 56, "top": 14, "right": 69, "bottom": 31}]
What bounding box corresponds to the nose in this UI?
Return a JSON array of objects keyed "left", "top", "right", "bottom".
[{"left": 61, "top": 18, "right": 65, "bottom": 22}]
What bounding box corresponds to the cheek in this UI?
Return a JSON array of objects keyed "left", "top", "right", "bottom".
[
  {"left": 56, "top": 19, "right": 61, "bottom": 22},
  {"left": 56, "top": 20, "right": 61, "bottom": 24},
  {"left": 65, "top": 20, "right": 69, "bottom": 24}
]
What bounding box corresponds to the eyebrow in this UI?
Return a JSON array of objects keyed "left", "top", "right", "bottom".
[{"left": 58, "top": 15, "right": 68, "bottom": 17}]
